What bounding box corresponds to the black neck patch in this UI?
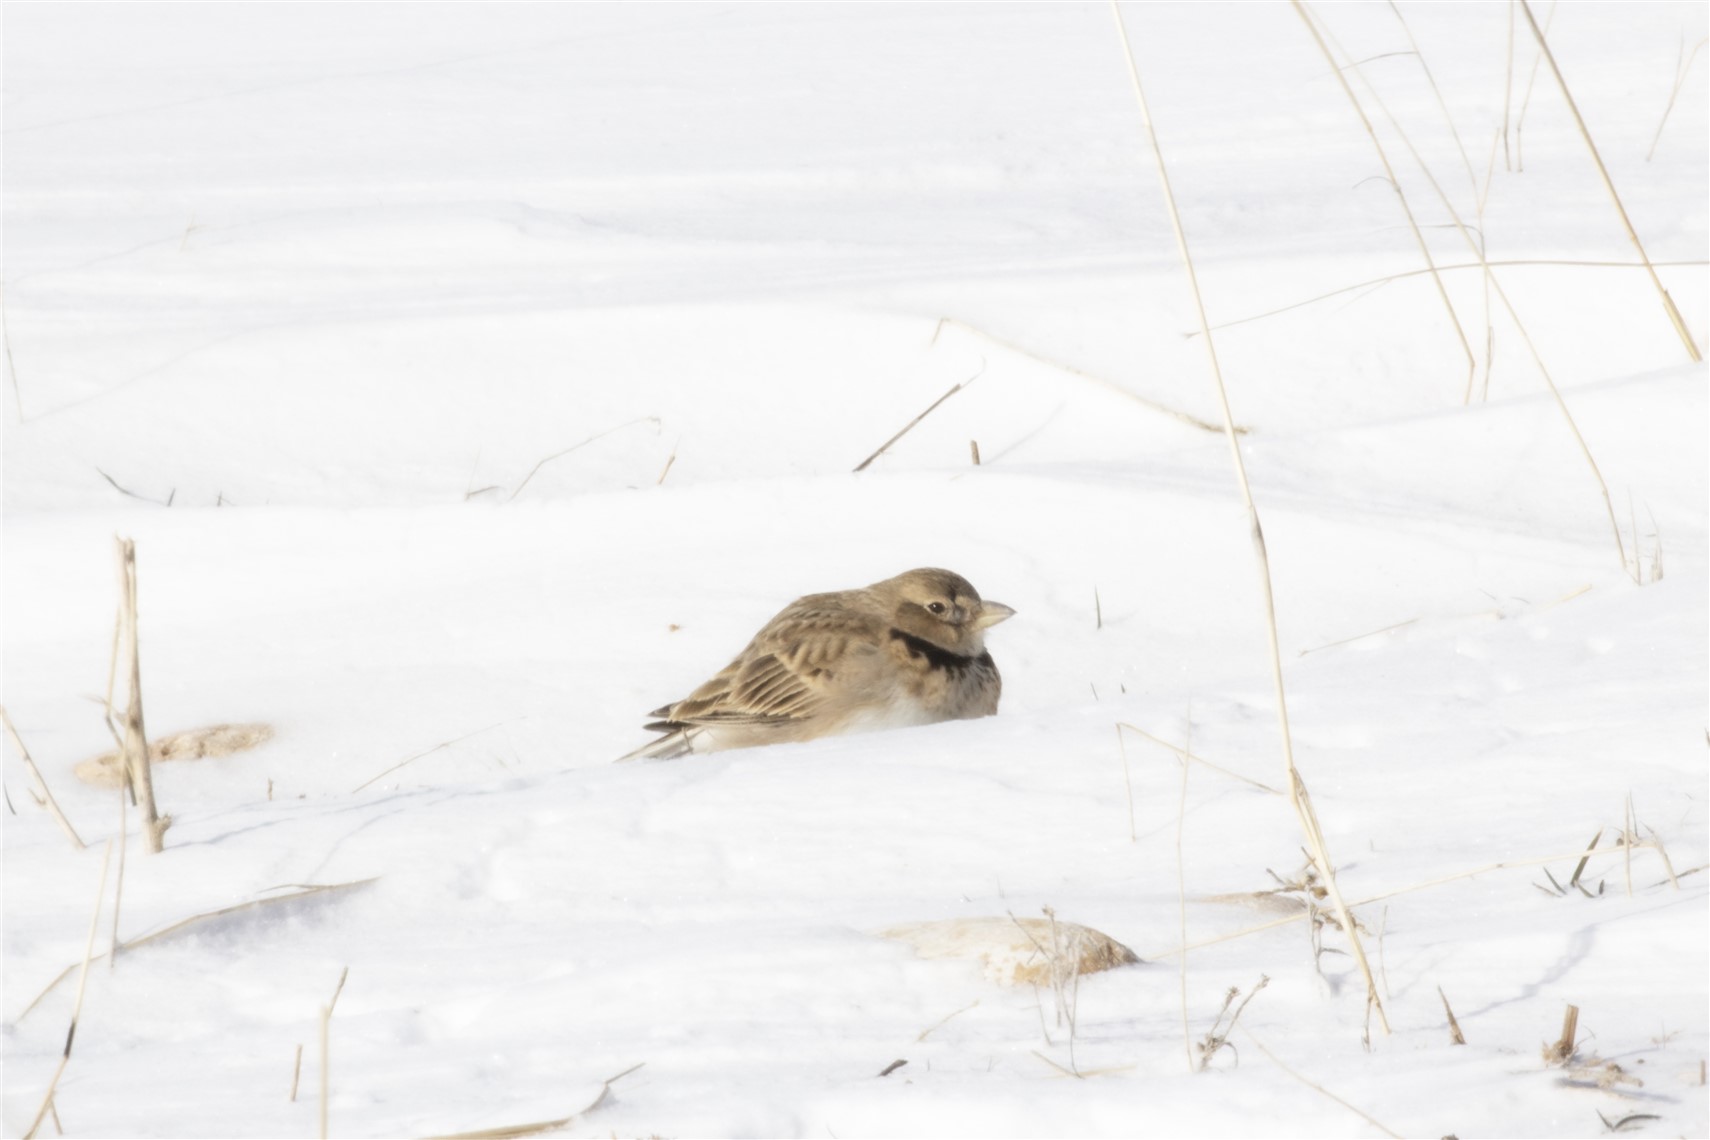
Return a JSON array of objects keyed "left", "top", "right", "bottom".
[{"left": 889, "top": 628, "right": 989, "bottom": 674}]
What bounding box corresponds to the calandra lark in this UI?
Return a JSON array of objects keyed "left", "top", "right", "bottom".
[{"left": 619, "top": 568, "right": 1014, "bottom": 760}]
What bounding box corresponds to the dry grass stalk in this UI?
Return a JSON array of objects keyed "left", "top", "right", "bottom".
[
  {"left": 1623, "top": 793, "right": 1635, "bottom": 897},
  {"left": 1643, "top": 825, "right": 1680, "bottom": 889},
  {"left": 915, "top": 998, "right": 979, "bottom": 1042},
  {"left": 1520, "top": 0, "right": 1701, "bottom": 361},
  {"left": 3, "top": 300, "right": 24, "bottom": 423},
  {"left": 931, "top": 316, "right": 1245, "bottom": 433},
  {"left": 1543, "top": 1003, "right": 1580, "bottom": 1065},
  {"left": 1439, "top": 985, "right": 1467, "bottom": 1044},
  {"left": 655, "top": 440, "right": 678, "bottom": 486},
  {"left": 1243, "top": 1027, "right": 1403, "bottom": 1138},
  {"left": 23, "top": 841, "right": 113, "bottom": 1140},
  {"left": 425, "top": 1063, "right": 645, "bottom": 1140},
  {"left": 1116, "top": 722, "right": 1281, "bottom": 795},
  {"left": 1501, "top": 0, "right": 1516, "bottom": 170},
  {"left": 1384, "top": 1, "right": 1478, "bottom": 201},
  {"left": 114, "top": 538, "right": 168, "bottom": 853},
  {"left": 1511, "top": 0, "right": 1556, "bottom": 171},
  {"left": 1174, "top": 740, "right": 1193, "bottom": 1073},
  {"left": 852, "top": 365, "right": 982, "bottom": 473},
  {"left": 1196, "top": 975, "right": 1268, "bottom": 1071},
  {"left": 109, "top": 780, "right": 127, "bottom": 968},
  {"left": 318, "top": 999, "right": 331, "bottom": 1140},
  {"left": 507, "top": 416, "right": 659, "bottom": 502},
  {"left": 1647, "top": 36, "right": 1708, "bottom": 161},
  {"left": 1318, "top": 21, "right": 1633, "bottom": 578},
  {"left": 290, "top": 1043, "right": 304, "bottom": 1102},
  {"left": 1200, "top": 257, "right": 1707, "bottom": 338},
  {"left": 1111, "top": 0, "right": 1388, "bottom": 1034},
  {"left": 1298, "top": 617, "right": 1418, "bottom": 657},
  {"left": 0, "top": 706, "right": 86, "bottom": 849},
  {"left": 969, "top": 439, "right": 981, "bottom": 465},
  {"left": 1296, "top": 1, "right": 1477, "bottom": 401},
  {"left": 1158, "top": 841, "right": 1663, "bottom": 960},
  {"left": 18, "top": 879, "right": 377, "bottom": 1021},
  {"left": 1114, "top": 724, "right": 1136, "bottom": 841},
  {"left": 351, "top": 721, "right": 510, "bottom": 794}
]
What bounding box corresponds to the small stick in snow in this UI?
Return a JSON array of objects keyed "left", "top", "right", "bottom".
[
  {"left": 656, "top": 440, "right": 679, "bottom": 485},
  {"left": 852, "top": 365, "right": 982, "bottom": 473},
  {"left": 1115, "top": 724, "right": 1136, "bottom": 843},
  {"left": 110, "top": 779, "right": 129, "bottom": 967},
  {"left": 877, "top": 1059, "right": 907, "bottom": 1077},
  {"left": 351, "top": 721, "right": 513, "bottom": 793},
  {"left": 1544, "top": 1003, "right": 1580, "bottom": 1065},
  {"left": 425, "top": 1063, "right": 645, "bottom": 1139},
  {"left": 969, "top": 439, "right": 981, "bottom": 466},
  {"left": 290, "top": 1044, "right": 304, "bottom": 1102},
  {"left": 1438, "top": 986, "right": 1467, "bottom": 1045},
  {"left": 1174, "top": 722, "right": 1192, "bottom": 1073},
  {"left": 23, "top": 841, "right": 113, "bottom": 1140},
  {"left": 506, "top": 416, "right": 660, "bottom": 503},
  {"left": 1116, "top": 722, "right": 1281, "bottom": 795},
  {"left": 318, "top": 1002, "right": 331, "bottom": 1140},
  {"left": 1519, "top": 0, "right": 1701, "bottom": 362},
  {"left": 915, "top": 999, "right": 979, "bottom": 1042},
  {"left": 1242, "top": 1027, "right": 1402, "bottom": 1138},
  {"left": 1, "top": 706, "right": 86, "bottom": 850},
  {"left": 1647, "top": 35, "right": 1708, "bottom": 161},
  {"left": 114, "top": 538, "right": 169, "bottom": 853}
]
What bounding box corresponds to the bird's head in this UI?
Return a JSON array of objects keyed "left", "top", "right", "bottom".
[{"left": 880, "top": 567, "right": 1015, "bottom": 654}]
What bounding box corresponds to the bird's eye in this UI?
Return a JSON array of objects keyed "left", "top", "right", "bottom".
[{"left": 926, "top": 601, "right": 947, "bottom": 616}]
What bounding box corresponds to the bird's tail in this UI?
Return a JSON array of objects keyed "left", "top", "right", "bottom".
[{"left": 614, "top": 728, "right": 697, "bottom": 762}]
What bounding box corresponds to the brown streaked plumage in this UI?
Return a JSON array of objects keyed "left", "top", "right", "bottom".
[{"left": 618, "top": 568, "right": 1014, "bottom": 761}]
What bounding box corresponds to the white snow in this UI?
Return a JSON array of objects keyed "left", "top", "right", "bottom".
[{"left": 3, "top": 3, "right": 1706, "bottom": 1138}]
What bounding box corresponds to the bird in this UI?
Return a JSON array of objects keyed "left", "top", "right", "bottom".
[{"left": 618, "top": 568, "right": 1015, "bottom": 761}]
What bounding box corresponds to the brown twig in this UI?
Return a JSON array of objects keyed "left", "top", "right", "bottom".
[
  {"left": 425, "top": 1063, "right": 645, "bottom": 1139},
  {"left": 0, "top": 706, "right": 86, "bottom": 849},
  {"left": 1113, "top": 0, "right": 1388, "bottom": 1035},
  {"left": 23, "top": 841, "right": 113, "bottom": 1140},
  {"left": 351, "top": 721, "right": 513, "bottom": 794},
  {"left": 852, "top": 365, "right": 982, "bottom": 472},
  {"left": 115, "top": 538, "right": 168, "bottom": 852},
  {"left": 1439, "top": 986, "right": 1467, "bottom": 1044},
  {"left": 506, "top": 417, "right": 659, "bottom": 502},
  {"left": 1520, "top": 0, "right": 1701, "bottom": 361}
]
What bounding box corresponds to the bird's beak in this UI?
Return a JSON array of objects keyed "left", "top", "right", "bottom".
[{"left": 973, "top": 601, "right": 1016, "bottom": 630}]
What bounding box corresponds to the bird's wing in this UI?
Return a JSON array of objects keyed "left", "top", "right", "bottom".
[{"left": 654, "top": 596, "right": 883, "bottom": 728}]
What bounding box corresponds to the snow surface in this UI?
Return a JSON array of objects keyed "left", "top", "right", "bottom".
[{"left": 4, "top": 3, "right": 1707, "bottom": 1137}]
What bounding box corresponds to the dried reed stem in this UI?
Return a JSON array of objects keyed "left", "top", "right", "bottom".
[
  {"left": 1112, "top": 0, "right": 1388, "bottom": 1035},
  {"left": 852, "top": 365, "right": 981, "bottom": 472},
  {"left": 290, "top": 1043, "right": 304, "bottom": 1102},
  {"left": 1, "top": 706, "right": 86, "bottom": 849},
  {"left": 1174, "top": 729, "right": 1192, "bottom": 1074},
  {"left": 507, "top": 416, "right": 659, "bottom": 502},
  {"left": 1318, "top": 20, "right": 1632, "bottom": 577},
  {"left": 1201, "top": 258, "right": 1706, "bottom": 337},
  {"left": 115, "top": 538, "right": 168, "bottom": 852},
  {"left": 1243, "top": 1028, "right": 1402, "bottom": 1138},
  {"left": 1115, "top": 724, "right": 1136, "bottom": 841},
  {"left": 1296, "top": 1, "right": 1476, "bottom": 401},
  {"left": 1439, "top": 985, "right": 1467, "bottom": 1044},
  {"left": 425, "top": 1063, "right": 645, "bottom": 1140},
  {"left": 1647, "top": 37, "right": 1708, "bottom": 161},
  {"left": 933, "top": 317, "right": 1243, "bottom": 434},
  {"left": 1385, "top": 1, "right": 1478, "bottom": 202},
  {"left": 23, "top": 841, "right": 113, "bottom": 1140},
  {"left": 1116, "top": 722, "right": 1282, "bottom": 795},
  {"left": 1519, "top": 0, "right": 1701, "bottom": 361}
]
